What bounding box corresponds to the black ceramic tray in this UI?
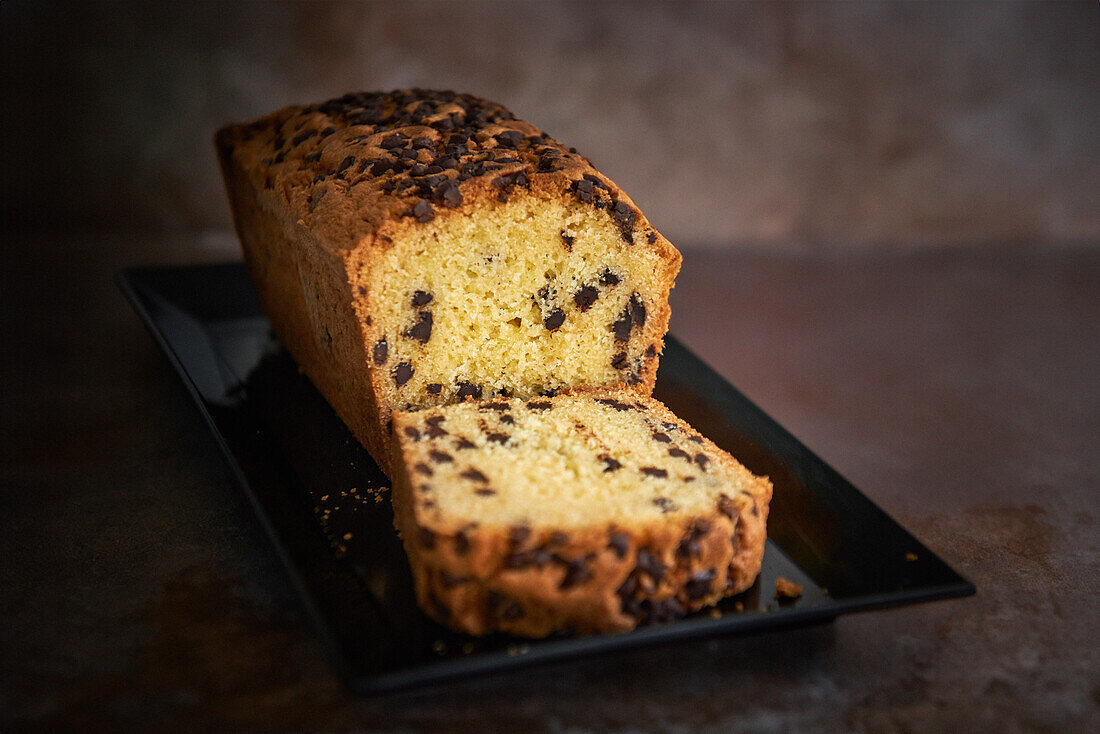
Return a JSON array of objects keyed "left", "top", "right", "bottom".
[{"left": 118, "top": 263, "right": 973, "bottom": 694}]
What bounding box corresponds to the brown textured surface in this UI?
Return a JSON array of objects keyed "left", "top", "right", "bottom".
[
  {"left": 390, "top": 391, "right": 770, "bottom": 637},
  {"left": 218, "top": 90, "right": 679, "bottom": 472},
  {"left": 2, "top": 234, "right": 1098, "bottom": 731},
  {"left": 3, "top": 2, "right": 1098, "bottom": 250}
]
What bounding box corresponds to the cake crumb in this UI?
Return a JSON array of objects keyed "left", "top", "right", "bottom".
[
  {"left": 733, "top": 601, "right": 744, "bottom": 613},
  {"left": 775, "top": 577, "right": 803, "bottom": 601},
  {"left": 904, "top": 551, "right": 918, "bottom": 562},
  {"left": 707, "top": 608, "right": 722, "bottom": 620}
]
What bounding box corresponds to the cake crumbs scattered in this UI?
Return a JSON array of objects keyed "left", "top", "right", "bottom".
[
  {"left": 904, "top": 551, "right": 918, "bottom": 562},
  {"left": 775, "top": 577, "right": 803, "bottom": 601}
]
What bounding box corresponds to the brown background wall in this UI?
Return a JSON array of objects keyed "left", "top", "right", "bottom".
[{"left": 2, "top": 0, "right": 1097, "bottom": 251}]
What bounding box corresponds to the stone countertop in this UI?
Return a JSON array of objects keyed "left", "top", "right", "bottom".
[{"left": 1, "top": 235, "right": 1097, "bottom": 732}]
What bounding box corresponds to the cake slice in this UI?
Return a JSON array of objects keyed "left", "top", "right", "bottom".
[
  {"left": 390, "top": 389, "right": 772, "bottom": 637},
  {"left": 216, "top": 90, "right": 681, "bottom": 473}
]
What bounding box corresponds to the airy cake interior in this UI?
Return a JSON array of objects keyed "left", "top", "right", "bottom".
[
  {"left": 397, "top": 393, "right": 759, "bottom": 528},
  {"left": 358, "top": 195, "right": 675, "bottom": 412}
]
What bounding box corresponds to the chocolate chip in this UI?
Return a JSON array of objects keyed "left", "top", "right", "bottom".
[
  {"left": 403, "top": 426, "right": 421, "bottom": 441},
  {"left": 336, "top": 155, "right": 355, "bottom": 174},
  {"left": 510, "top": 526, "right": 531, "bottom": 546},
  {"left": 652, "top": 495, "right": 675, "bottom": 511},
  {"left": 380, "top": 133, "right": 405, "bottom": 149},
  {"left": 608, "top": 533, "right": 630, "bottom": 559},
  {"left": 629, "top": 293, "right": 646, "bottom": 327},
  {"left": 461, "top": 468, "right": 489, "bottom": 482},
  {"left": 677, "top": 520, "right": 711, "bottom": 559},
  {"left": 610, "top": 200, "right": 636, "bottom": 244},
  {"left": 526, "top": 400, "right": 551, "bottom": 410},
  {"left": 686, "top": 569, "right": 717, "bottom": 600},
  {"left": 455, "top": 437, "right": 476, "bottom": 450},
  {"left": 543, "top": 308, "right": 566, "bottom": 331},
  {"left": 426, "top": 383, "right": 442, "bottom": 394},
  {"left": 613, "top": 307, "right": 632, "bottom": 342},
  {"left": 394, "top": 362, "right": 414, "bottom": 386},
  {"left": 411, "top": 290, "right": 434, "bottom": 307},
  {"left": 635, "top": 549, "right": 666, "bottom": 582},
  {"left": 717, "top": 493, "right": 736, "bottom": 519},
  {"left": 558, "top": 557, "right": 592, "bottom": 590},
  {"left": 598, "top": 454, "right": 622, "bottom": 472},
  {"left": 439, "top": 571, "right": 469, "bottom": 589},
  {"left": 688, "top": 435, "right": 704, "bottom": 444},
  {"left": 454, "top": 529, "right": 471, "bottom": 555},
  {"left": 560, "top": 231, "right": 575, "bottom": 251},
  {"left": 645, "top": 344, "right": 657, "bottom": 359},
  {"left": 292, "top": 130, "right": 315, "bottom": 146},
  {"left": 412, "top": 199, "right": 435, "bottom": 223},
  {"left": 456, "top": 382, "right": 482, "bottom": 400},
  {"left": 647, "top": 231, "right": 658, "bottom": 244},
  {"left": 499, "top": 415, "right": 515, "bottom": 425},
  {"left": 428, "top": 450, "right": 453, "bottom": 463},
  {"left": 573, "top": 286, "right": 599, "bottom": 311},
  {"left": 694, "top": 454, "right": 710, "bottom": 471},
  {"left": 403, "top": 311, "right": 433, "bottom": 343},
  {"left": 599, "top": 268, "right": 621, "bottom": 287},
  {"left": 487, "top": 591, "right": 525, "bottom": 621},
  {"left": 652, "top": 432, "right": 671, "bottom": 443},
  {"left": 668, "top": 447, "right": 691, "bottom": 461},
  {"left": 595, "top": 398, "right": 633, "bottom": 411},
  {"left": 414, "top": 462, "right": 433, "bottom": 476},
  {"left": 612, "top": 352, "right": 630, "bottom": 370},
  {"left": 475, "top": 487, "right": 496, "bottom": 496},
  {"left": 480, "top": 401, "right": 510, "bottom": 410},
  {"left": 357, "top": 285, "right": 367, "bottom": 295},
  {"left": 436, "top": 180, "right": 463, "bottom": 208},
  {"left": 425, "top": 421, "right": 448, "bottom": 439},
  {"left": 373, "top": 339, "right": 388, "bottom": 366},
  {"left": 485, "top": 432, "right": 509, "bottom": 445},
  {"left": 419, "top": 527, "right": 436, "bottom": 549}
]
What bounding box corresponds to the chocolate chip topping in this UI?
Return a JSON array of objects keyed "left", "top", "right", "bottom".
[
  {"left": 610, "top": 199, "right": 636, "bottom": 244},
  {"left": 411, "top": 198, "right": 435, "bottom": 223},
  {"left": 573, "top": 286, "right": 599, "bottom": 311},
  {"left": 372, "top": 339, "right": 388, "bottom": 366},
  {"left": 403, "top": 311, "right": 433, "bottom": 343},
  {"left": 543, "top": 308, "right": 566, "bottom": 331},
  {"left": 394, "top": 362, "right": 414, "bottom": 386},
  {"left": 411, "top": 290, "right": 434, "bottom": 307}
]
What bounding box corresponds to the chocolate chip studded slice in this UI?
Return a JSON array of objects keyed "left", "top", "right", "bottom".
[{"left": 389, "top": 387, "right": 772, "bottom": 637}]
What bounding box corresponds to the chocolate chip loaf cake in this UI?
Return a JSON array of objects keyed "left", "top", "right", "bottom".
[
  {"left": 216, "top": 90, "right": 681, "bottom": 473},
  {"left": 390, "top": 389, "right": 772, "bottom": 637}
]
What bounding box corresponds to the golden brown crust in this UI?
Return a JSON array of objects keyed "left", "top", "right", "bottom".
[
  {"left": 217, "top": 90, "right": 681, "bottom": 474},
  {"left": 390, "top": 391, "right": 772, "bottom": 637}
]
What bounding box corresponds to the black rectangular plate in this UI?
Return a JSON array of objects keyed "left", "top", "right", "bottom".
[{"left": 118, "top": 263, "right": 973, "bottom": 694}]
